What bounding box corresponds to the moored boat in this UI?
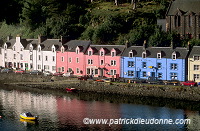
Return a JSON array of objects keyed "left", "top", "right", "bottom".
[
  {"left": 66, "top": 88, "right": 77, "bottom": 92},
  {"left": 20, "top": 112, "right": 38, "bottom": 121}
]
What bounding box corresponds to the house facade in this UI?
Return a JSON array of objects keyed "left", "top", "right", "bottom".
[
  {"left": 122, "top": 43, "right": 189, "bottom": 81},
  {"left": 56, "top": 40, "right": 91, "bottom": 76},
  {"left": 166, "top": 0, "right": 200, "bottom": 39},
  {"left": 85, "top": 45, "right": 125, "bottom": 78},
  {"left": 188, "top": 46, "right": 200, "bottom": 82}
]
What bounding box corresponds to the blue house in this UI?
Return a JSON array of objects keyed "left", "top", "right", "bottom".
[{"left": 121, "top": 42, "right": 189, "bottom": 81}]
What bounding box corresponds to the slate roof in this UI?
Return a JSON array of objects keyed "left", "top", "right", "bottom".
[
  {"left": 40, "top": 39, "right": 62, "bottom": 51},
  {"left": 5, "top": 38, "right": 32, "bottom": 49},
  {"left": 122, "top": 46, "right": 189, "bottom": 59},
  {"left": 88, "top": 45, "right": 126, "bottom": 56},
  {"left": 63, "top": 40, "right": 91, "bottom": 53},
  {"left": 167, "top": 0, "right": 200, "bottom": 15},
  {"left": 189, "top": 46, "right": 200, "bottom": 58}
]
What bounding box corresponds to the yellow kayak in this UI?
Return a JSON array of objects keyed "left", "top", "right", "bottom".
[{"left": 20, "top": 112, "right": 38, "bottom": 121}]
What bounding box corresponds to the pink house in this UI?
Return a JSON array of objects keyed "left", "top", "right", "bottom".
[
  {"left": 56, "top": 40, "right": 91, "bottom": 76},
  {"left": 85, "top": 45, "right": 125, "bottom": 78}
]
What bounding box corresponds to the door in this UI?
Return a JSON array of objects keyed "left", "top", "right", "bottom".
[
  {"left": 136, "top": 71, "right": 140, "bottom": 78},
  {"left": 151, "top": 72, "right": 155, "bottom": 77}
]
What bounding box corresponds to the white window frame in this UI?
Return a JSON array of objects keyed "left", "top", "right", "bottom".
[
  {"left": 142, "top": 52, "right": 146, "bottom": 58},
  {"left": 157, "top": 53, "right": 161, "bottom": 59},
  {"left": 111, "top": 51, "right": 116, "bottom": 57},
  {"left": 172, "top": 52, "right": 176, "bottom": 60},
  {"left": 129, "top": 51, "right": 133, "bottom": 58},
  {"left": 88, "top": 51, "right": 92, "bottom": 56},
  {"left": 76, "top": 58, "right": 79, "bottom": 63},
  {"left": 110, "top": 69, "right": 116, "bottom": 75},
  {"left": 69, "top": 57, "right": 72, "bottom": 63},
  {"left": 61, "top": 56, "right": 64, "bottom": 62},
  {"left": 194, "top": 65, "right": 200, "bottom": 70},
  {"left": 111, "top": 60, "right": 116, "bottom": 66}
]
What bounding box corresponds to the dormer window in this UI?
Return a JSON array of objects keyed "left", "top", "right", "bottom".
[
  {"left": 88, "top": 51, "right": 92, "bottom": 56},
  {"left": 111, "top": 51, "right": 116, "bottom": 57},
  {"left": 129, "top": 51, "right": 133, "bottom": 58},
  {"left": 13, "top": 46, "right": 15, "bottom": 51},
  {"left": 4, "top": 45, "right": 7, "bottom": 50},
  {"left": 38, "top": 47, "right": 41, "bottom": 52},
  {"left": 61, "top": 47, "right": 64, "bottom": 53},
  {"left": 21, "top": 47, "right": 23, "bottom": 51},
  {"left": 142, "top": 52, "right": 146, "bottom": 58},
  {"left": 76, "top": 48, "right": 79, "bottom": 54},
  {"left": 194, "top": 56, "right": 200, "bottom": 61},
  {"left": 172, "top": 52, "right": 176, "bottom": 60},
  {"left": 157, "top": 53, "right": 161, "bottom": 59},
  {"left": 100, "top": 51, "right": 104, "bottom": 56},
  {"left": 52, "top": 48, "right": 55, "bottom": 52},
  {"left": 29, "top": 47, "right": 33, "bottom": 52}
]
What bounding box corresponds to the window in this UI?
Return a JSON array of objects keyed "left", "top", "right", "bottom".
[
  {"left": 4, "top": 45, "right": 7, "bottom": 50},
  {"left": 14, "top": 62, "right": 16, "bottom": 68},
  {"left": 30, "top": 64, "right": 33, "bottom": 69},
  {"left": 61, "top": 48, "right": 64, "bottom": 53},
  {"left": 38, "top": 55, "right": 41, "bottom": 61},
  {"left": 5, "top": 53, "right": 7, "bottom": 59},
  {"left": 142, "top": 62, "right": 147, "bottom": 68},
  {"left": 100, "top": 51, "right": 104, "bottom": 56},
  {"left": 171, "top": 73, "right": 177, "bottom": 79},
  {"left": 128, "top": 61, "right": 134, "bottom": 67},
  {"left": 68, "top": 68, "right": 73, "bottom": 72},
  {"left": 128, "top": 71, "right": 134, "bottom": 76},
  {"left": 29, "top": 47, "right": 32, "bottom": 52},
  {"left": 171, "top": 63, "right": 177, "bottom": 70},
  {"left": 20, "top": 54, "right": 23, "bottom": 60},
  {"left": 194, "top": 65, "right": 200, "bottom": 70},
  {"left": 52, "top": 56, "right": 55, "bottom": 62},
  {"left": 95, "top": 69, "right": 98, "bottom": 75},
  {"left": 21, "top": 63, "right": 23, "bottom": 68},
  {"left": 14, "top": 54, "right": 16, "bottom": 59},
  {"left": 30, "top": 55, "right": 33, "bottom": 60},
  {"left": 44, "top": 65, "right": 49, "bottom": 70},
  {"left": 76, "top": 48, "right": 79, "bottom": 54},
  {"left": 158, "top": 73, "right": 162, "bottom": 78},
  {"left": 21, "top": 47, "right": 23, "bottom": 51},
  {"left": 194, "top": 56, "right": 200, "bottom": 61},
  {"left": 38, "top": 47, "right": 41, "bottom": 52},
  {"left": 88, "top": 51, "right": 92, "bottom": 56},
  {"left": 157, "top": 53, "right": 161, "bottom": 59},
  {"left": 175, "top": 15, "right": 181, "bottom": 27},
  {"left": 38, "top": 65, "right": 41, "bottom": 69},
  {"left": 172, "top": 52, "right": 176, "bottom": 60},
  {"left": 13, "top": 46, "right": 15, "bottom": 51},
  {"left": 62, "top": 67, "right": 64, "bottom": 72},
  {"left": 76, "top": 58, "right": 79, "bottom": 63},
  {"left": 52, "top": 66, "right": 56, "bottom": 71},
  {"left": 143, "top": 72, "right": 147, "bottom": 77},
  {"left": 189, "top": 15, "right": 192, "bottom": 27},
  {"left": 142, "top": 52, "right": 146, "bottom": 58},
  {"left": 61, "top": 57, "right": 64, "bottom": 62},
  {"left": 45, "top": 56, "right": 48, "bottom": 61},
  {"left": 194, "top": 74, "right": 200, "bottom": 80},
  {"left": 129, "top": 51, "right": 133, "bottom": 58},
  {"left": 76, "top": 68, "right": 80, "bottom": 73},
  {"left": 111, "top": 51, "right": 116, "bottom": 57},
  {"left": 87, "top": 68, "right": 90, "bottom": 74},
  {"left": 110, "top": 70, "right": 116, "bottom": 75},
  {"left": 100, "top": 60, "right": 104, "bottom": 65},
  {"left": 69, "top": 57, "right": 72, "bottom": 63},
  {"left": 88, "top": 59, "right": 93, "bottom": 65},
  {"left": 111, "top": 60, "right": 116, "bottom": 66},
  {"left": 52, "top": 48, "right": 55, "bottom": 52},
  {"left": 157, "top": 63, "right": 161, "bottom": 69}
]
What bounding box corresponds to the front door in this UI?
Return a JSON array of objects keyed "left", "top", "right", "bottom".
[
  {"left": 151, "top": 72, "right": 155, "bottom": 77},
  {"left": 136, "top": 71, "right": 140, "bottom": 78}
]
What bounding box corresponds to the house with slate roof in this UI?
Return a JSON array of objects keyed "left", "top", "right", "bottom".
[
  {"left": 57, "top": 40, "right": 91, "bottom": 76},
  {"left": 122, "top": 41, "right": 190, "bottom": 81},
  {"left": 188, "top": 46, "right": 200, "bottom": 82},
  {"left": 85, "top": 45, "right": 125, "bottom": 78},
  {"left": 166, "top": 0, "right": 200, "bottom": 39}
]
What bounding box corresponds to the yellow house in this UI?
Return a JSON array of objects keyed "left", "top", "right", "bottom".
[{"left": 188, "top": 46, "right": 200, "bottom": 82}]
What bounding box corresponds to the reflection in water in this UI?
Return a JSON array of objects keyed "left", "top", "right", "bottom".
[{"left": 0, "top": 85, "right": 199, "bottom": 130}]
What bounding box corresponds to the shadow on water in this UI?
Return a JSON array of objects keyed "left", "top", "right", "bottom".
[{"left": 0, "top": 83, "right": 200, "bottom": 111}]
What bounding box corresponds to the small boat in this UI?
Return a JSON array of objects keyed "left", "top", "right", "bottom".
[
  {"left": 66, "top": 88, "right": 77, "bottom": 92},
  {"left": 20, "top": 112, "right": 38, "bottom": 121}
]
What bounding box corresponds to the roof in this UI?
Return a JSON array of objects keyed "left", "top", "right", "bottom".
[
  {"left": 122, "top": 46, "right": 189, "bottom": 59},
  {"left": 40, "top": 39, "right": 62, "bottom": 51},
  {"left": 189, "top": 46, "right": 200, "bottom": 57},
  {"left": 88, "top": 45, "right": 126, "bottom": 56},
  {"left": 5, "top": 38, "right": 32, "bottom": 49},
  {"left": 63, "top": 40, "right": 91, "bottom": 53},
  {"left": 167, "top": 0, "right": 200, "bottom": 16}
]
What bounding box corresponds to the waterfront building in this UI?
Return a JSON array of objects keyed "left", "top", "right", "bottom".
[
  {"left": 85, "top": 45, "right": 125, "bottom": 78},
  {"left": 166, "top": 0, "right": 200, "bottom": 39},
  {"left": 188, "top": 46, "right": 200, "bottom": 82},
  {"left": 121, "top": 42, "right": 189, "bottom": 81},
  {"left": 56, "top": 40, "right": 91, "bottom": 76}
]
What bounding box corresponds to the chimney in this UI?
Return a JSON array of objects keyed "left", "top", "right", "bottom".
[
  {"left": 187, "top": 41, "right": 191, "bottom": 51},
  {"left": 61, "top": 36, "right": 70, "bottom": 44},
  {"left": 170, "top": 40, "right": 174, "bottom": 49},
  {"left": 38, "top": 35, "right": 47, "bottom": 43},
  {"left": 16, "top": 34, "right": 21, "bottom": 43},
  {"left": 125, "top": 40, "right": 130, "bottom": 48},
  {"left": 143, "top": 40, "right": 147, "bottom": 50},
  {"left": 7, "top": 35, "right": 12, "bottom": 41}
]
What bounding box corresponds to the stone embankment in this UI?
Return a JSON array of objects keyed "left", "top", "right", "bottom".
[{"left": 1, "top": 73, "right": 200, "bottom": 101}]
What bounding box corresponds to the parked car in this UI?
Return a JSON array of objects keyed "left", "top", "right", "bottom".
[
  {"left": 78, "top": 75, "right": 89, "bottom": 80},
  {"left": 15, "top": 69, "right": 25, "bottom": 74},
  {"left": 147, "top": 77, "right": 164, "bottom": 84},
  {"left": 29, "top": 70, "right": 42, "bottom": 75},
  {"left": 53, "top": 72, "right": 64, "bottom": 76},
  {"left": 62, "top": 72, "right": 71, "bottom": 77},
  {"left": 1, "top": 68, "right": 13, "bottom": 73},
  {"left": 164, "top": 80, "right": 180, "bottom": 86},
  {"left": 180, "top": 81, "right": 197, "bottom": 86},
  {"left": 43, "top": 71, "right": 53, "bottom": 76},
  {"left": 101, "top": 78, "right": 111, "bottom": 83},
  {"left": 130, "top": 78, "right": 147, "bottom": 83}
]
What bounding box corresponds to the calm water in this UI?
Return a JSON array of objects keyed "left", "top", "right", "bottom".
[{"left": 0, "top": 85, "right": 199, "bottom": 131}]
